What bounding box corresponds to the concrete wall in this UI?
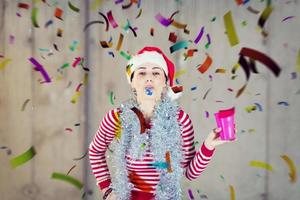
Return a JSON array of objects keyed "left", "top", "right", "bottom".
[{"left": 1, "top": 0, "right": 300, "bottom": 199}]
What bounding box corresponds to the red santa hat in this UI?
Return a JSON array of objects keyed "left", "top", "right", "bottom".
[{"left": 126, "top": 46, "right": 183, "bottom": 101}]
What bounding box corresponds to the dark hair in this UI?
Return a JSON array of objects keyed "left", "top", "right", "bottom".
[{"left": 130, "top": 71, "right": 168, "bottom": 84}]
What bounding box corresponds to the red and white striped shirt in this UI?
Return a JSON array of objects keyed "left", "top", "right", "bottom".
[{"left": 89, "top": 108, "right": 215, "bottom": 195}]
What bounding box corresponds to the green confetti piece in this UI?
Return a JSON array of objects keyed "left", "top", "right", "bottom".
[
  {"left": 61, "top": 63, "right": 70, "bottom": 69},
  {"left": 120, "top": 51, "right": 132, "bottom": 60},
  {"left": 31, "top": 7, "right": 39, "bottom": 28},
  {"left": 109, "top": 91, "right": 115, "bottom": 105},
  {"left": 10, "top": 146, "right": 36, "bottom": 169},
  {"left": 51, "top": 172, "right": 83, "bottom": 189}
]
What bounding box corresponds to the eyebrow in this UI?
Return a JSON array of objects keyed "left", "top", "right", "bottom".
[{"left": 137, "top": 67, "right": 162, "bottom": 70}]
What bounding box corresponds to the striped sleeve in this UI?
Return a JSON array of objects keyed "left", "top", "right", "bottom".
[
  {"left": 177, "top": 109, "right": 215, "bottom": 180},
  {"left": 89, "top": 108, "right": 121, "bottom": 190}
]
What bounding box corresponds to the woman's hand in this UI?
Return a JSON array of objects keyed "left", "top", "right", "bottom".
[{"left": 204, "top": 128, "right": 236, "bottom": 150}]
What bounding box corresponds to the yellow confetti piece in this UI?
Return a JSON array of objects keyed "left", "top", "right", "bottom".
[
  {"left": 223, "top": 11, "right": 239, "bottom": 46},
  {"left": 215, "top": 68, "right": 226, "bottom": 73},
  {"left": 83, "top": 73, "right": 88, "bottom": 85},
  {"left": 71, "top": 91, "right": 81, "bottom": 104},
  {"left": 249, "top": 160, "right": 274, "bottom": 171},
  {"left": 231, "top": 63, "right": 240, "bottom": 74},
  {"left": 229, "top": 185, "right": 235, "bottom": 200},
  {"left": 0, "top": 58, "right": 12, "bottom": 70},
  {"left": 296, "top": 49, "right": 300, "bottom": 73},
  {"left": 175, "top": 68, "right": 187, "bottom": 78},
  {"left": 248, "top": 128, "right": 256, "bottom": 133},
  {"left": 281, "top": 155, "right": 297, "bottom": 183},
  {"left": 245, "top": 105, "right": 256, "bottom": 113},
  {"left": 91, "top": 0, "right": 102, "bottom": 11}
]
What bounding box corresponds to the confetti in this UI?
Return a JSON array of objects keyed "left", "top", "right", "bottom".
[
  {"left": 57, "top": 28, "right": 63, "bottom": 37},
  {"left": 100, "top": 40, "right": 113, "bottom": 48},
  {"left": 108, "top": 51, "right": 115, "bottom": 57},
  {"left": 191, "top": 86, "right": 197, "bottom": 91},
  {"left": 0, "top": 58, "right": 12, "bottom": 71},
  {"left": 128, "top": 26, "right": 137, "bottom": 37},
  {"left": 278, "top": 101, "right": 289, "bottom": 106},
  {"left": 120, "top": 51, "right": 131, "bottom": 60},
  {"left": 169, "top": 32, "right": 177, "bottom": 43},
  {"left": 107, "top": 10, "right": 118, "bottom": 28},
  {"left": 18, "top": 3, "right": 30, "bottom": 9},
  {"left": 281, "top": 155, "right": 297, "bottom": 183},
  {"left": 215, "top": 68, "right": 226, "bottom": 73},
  {"left": 245, "top": 105, "right": 256, "bottom": 113},
  {"left": 65, "top": 128, "right": 73, "bottom": 133},
  {"left": 55, "top": 7, "right": 63, "bottom": 20},
  {"left": 9, "top": 35, "right": 15, "bottom": 44},
  {"left": 296, "top": 49, "right": 300, "bottom": 73},
  {"left": 0, "top": 146, "right": 12, "bottom": 155},
  {"left": 73, "top": 150, "right": 88, "bottom": 161},
  {"left": 170, "top": 41, "right": 189, "bottom": 54},
  {"left": 116, "top": 33, "right": 124, "bottom": 51},
  {"left": 31, "top": 7, "right": 40, "bottom": 28},
  {"left": 45, "top": 19, "right": 53, "bottom": 28},
  {"left": 223, "top": 11, "right": 239, "bottom": 46},
  {"left": 258, "top": 5, "right": 273, "bottom": 36},
  {"left": 155, "top": 13, "right": 173, "bottom": 26},
  {"left": 67, "top": 165, "right": 76, "bottom": 175},
  {"left": 51, "top": 172, "right": 83, "bottom": 189},
  {"left": 229, "top": 185, "right": 235, "bottom": 200},
  {"left": 83, "top": 20, "right": 104, "bottom": 31},
  {"left": 205, "top": 34, "right": 211, "bottom": 49},
  {"left": 166, "top": 151, "right": 172, "bottom": 173},
  {"left": 10, "top": 146, "right": 36, "bottom": 169},
  {"left": 98, "top": 12, "right": 109, "bottom": 31},
  {"left": 21, "top": 99, "right": 30, "bottom": 111},
  {"left": 188, "top": 189, "right": 195, "bottom": 199},
  {"left": 109, "top": 91, "right": 115, "bottom": 105},
  {"left": 249, "top": 160, "right": 274, "bottom": 171},
  {"left": 149, "top": 27, "right": 154, "bottom": 36},
  {"left": 247, "top": 6, "right": 260, "bottom": 14},
  {"left": 205, "top": 111, "right": 209, "bottom": 118},
  {"left": 150, "top": 162, "right": 168, "bottom": 169},
  {"left": 122, "top": 1, "right": 133, "bottom": 9},
  {"left": 197, "top": 54, "right": 212, "bottom": 74},
  {"left": 68, "top": 1, "right": 80, "bottom": 12},
  {"left": 136, "top": 8, "right": 142, "bottom": 19},
  {"left": 171, "top": 20, "right": 187, "bottom": 30},
  {"left": 29, "top": 57, "right": 51, "bottom": 83},
  {"left": 291, "top": 72, "right": 297, "bottom": 80},
  {"left": 175, "top": 68, "right": 187, "bottom": 78},
  {"left": 254, "top": 103, "right": 263, "bottom": 111},
  {"left": 203, "top": 88, "right": 212, "bottom": 100},
  {"left": 71, "top": 91, "right": 81, "bottom": 104},
  {"left": 194, "top": 26, "right": 204, "bottom": 44}
]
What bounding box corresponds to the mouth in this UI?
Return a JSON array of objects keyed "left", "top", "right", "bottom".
[{"left": 144, "top": 86, "right": 154, "bottom": 96}]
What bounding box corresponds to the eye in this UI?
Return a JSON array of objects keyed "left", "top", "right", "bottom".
[
  {"left": 153, "top": 72, "right": 160, "bottom": 76},
  {"left": 138, "top": 71, "right": 146, "bottom": 76}
]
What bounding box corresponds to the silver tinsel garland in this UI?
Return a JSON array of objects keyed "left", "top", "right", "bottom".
[{"left": 110, "top": 96, "right": 184, "bottom": 200}]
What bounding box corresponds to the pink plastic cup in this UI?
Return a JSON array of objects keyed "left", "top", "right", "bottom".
[{"left": 214, "top": 107, "right": 236, "bottom": 141}]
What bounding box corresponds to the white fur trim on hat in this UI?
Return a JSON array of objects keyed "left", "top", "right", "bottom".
[{"left": 126, "top": 51, "right": 168, "bottom": 83}]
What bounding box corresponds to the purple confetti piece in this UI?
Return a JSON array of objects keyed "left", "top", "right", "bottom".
[
  {"left": 291, "top": 72, "right": 297, "bottom": 79},
  {"left": 9, "top": 35, "right": 15, "bottom": 44},
  {"left": 188, "top": 189, "right": 195, "bottom": 200},
  {"left": 281, "top": 16, "right": 295, "bottom": 22},
  {"left": 155, "top": 13, "right": 173, "bottom": 27},
  {"left": 194, "top": 26, "right": 204, "bottom": 44},
  {"left": 205, "top": 111, "right": 209, "bottom": 118},
  {"left": 29, "top": 57, "right": 51, "bottom": 83}
]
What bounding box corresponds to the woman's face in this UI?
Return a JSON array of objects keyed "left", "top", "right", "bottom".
[{"left": 131, "top": 63, "right": 167, "bottom": 102}]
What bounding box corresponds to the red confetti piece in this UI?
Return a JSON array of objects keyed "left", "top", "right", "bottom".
[
  {"left": 197, "top": 54, "right": 212, "bottom": 74},
  {"left": 55, "top": 7, "right": 63, "bottom": 20}
]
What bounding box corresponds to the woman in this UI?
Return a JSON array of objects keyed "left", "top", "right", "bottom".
[{"left": 89, "top": 46, "right": 231, "bottom": 200}]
